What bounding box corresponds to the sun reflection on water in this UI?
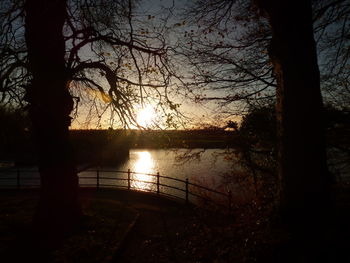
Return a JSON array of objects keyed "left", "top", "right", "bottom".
[{"left": 131, "top": 151, "right": 156, "bottom": 190}]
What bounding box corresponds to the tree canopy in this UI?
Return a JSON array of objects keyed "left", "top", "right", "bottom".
[
  {"left": 0, "top": 0, "right": 184, "bottom": 129},
  {"left": 176, "top": 0, "right": 349, "bottom": 118}
]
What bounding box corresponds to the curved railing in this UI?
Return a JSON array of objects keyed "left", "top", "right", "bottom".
[{"left": 0, "top": 168, "right": 233, "bottom": 213}]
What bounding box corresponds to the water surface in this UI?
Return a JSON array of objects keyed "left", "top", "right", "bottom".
[{"left": 80, "top": 149, "right": 233, "bottom": 197}]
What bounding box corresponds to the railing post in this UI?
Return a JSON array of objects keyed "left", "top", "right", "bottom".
[
  {"left": 16, "top": 168, "right": 20, "bottom": 189},
  {"left": 127, "top": 169, "right": 131, "bottom": 190},
  {"left": 157, "top": 172, "right": 160, "bottom": 194},
  {"left": 96, "top": 168, "right": 100, "bottom": 189},
  {"left": 185, "top": 178, "right": 189, "bottom": 204},
  {"left": 228, "top": 190, "right": 232, "bottom": 215}
]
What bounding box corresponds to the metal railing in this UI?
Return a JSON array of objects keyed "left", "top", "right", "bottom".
[{"left": 0, "top": 168, "right": 233, "bottom": 213}]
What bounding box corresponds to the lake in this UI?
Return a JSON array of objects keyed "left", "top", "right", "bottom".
[
  {"left": 79, "top": 148, "right": 235, "bottom": 201},
  {"left": 2, "top": 147, "right": 348, "bottom": 203},
  {"left": 0, "top": 149, "right": 236, "bottom": 202}
]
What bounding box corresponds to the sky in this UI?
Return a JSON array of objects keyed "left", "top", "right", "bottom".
[{"left": 69, "top": 0, "right": 237, "bottom": 130}]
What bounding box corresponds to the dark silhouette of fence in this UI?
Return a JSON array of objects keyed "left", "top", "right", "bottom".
[{"left": 0, "top": 168, "right": 232, "bottom": 213}]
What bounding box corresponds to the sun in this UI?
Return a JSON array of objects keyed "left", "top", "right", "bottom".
[{"left": 136, "top": 105, "right": 156, "bottom": 128}]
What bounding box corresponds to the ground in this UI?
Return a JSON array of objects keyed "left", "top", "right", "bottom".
[{"left": 0, "top": 184, "right": 349, "bottom": 262}]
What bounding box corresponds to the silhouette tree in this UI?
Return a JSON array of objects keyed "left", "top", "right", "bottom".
[
  {"left": 179, "top": 0, "right": 349, "bottom": 116},
  {"left": 24, "top": 0, "right": 80, "bottom": 238},
  {"left": 179, "top": 0, "right": 274, "bottom": 116},
  {"left": 254, "top": 0, "right": 331, "bottom": 260},
  {"left": 238, "top": 104, "right": 276, "bottom": 175},
  {"left": 313, "top": 0, "right": 350, "bottom": 109},
  {"left": 1, "top": 0, "right": 182, "bottom": 127},
  {"left": 1, "top": 0, "right": 177, "bottom": 240},
  {"left": 182, "top": 0, "right": 335, "bottom": 260}
]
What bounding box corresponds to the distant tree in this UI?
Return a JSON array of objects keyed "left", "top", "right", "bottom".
[
  {"left": 0, "top": 103, "right": 31, "bottom": 160},
  {"left": 225, "top": 120, "right": 238, "bottom": 131},
  {"left": 239, "top": 105, "right": 276, "bottom": 142},
  {"left": 237, "top": 104, "right": 276, "bottom": 176},
  {"left": 323, "top": 104, "right": 350, "bottom": 181},
  {"left": 233, "top": 104, "right": 277, "bottom": 206}
]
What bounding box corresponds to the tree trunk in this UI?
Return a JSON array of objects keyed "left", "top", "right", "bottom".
[
  {"left": 24, "top": 0, "right": 81, "bottom": 241},
  {"left": 255, "top": 0, "right": 332, "bottom": 261}
]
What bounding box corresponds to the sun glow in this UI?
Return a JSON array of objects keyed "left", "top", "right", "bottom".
[
  {"left": 132, "top": 151, "right": 156, "bottom": 190},
  {"left": 136, "top": 105, "right": 157, "bottom": 128}
]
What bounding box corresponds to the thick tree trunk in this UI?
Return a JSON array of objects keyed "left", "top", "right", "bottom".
[
  {"left": 24, "top": 0, "right": 81, "bottom": 241},
  {"left": 255, "top": 0, "right": 332, "bottom": 261}
]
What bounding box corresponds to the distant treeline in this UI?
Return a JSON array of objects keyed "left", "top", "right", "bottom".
[
  {"left": 0, "top": 127, "right": 132, "bottom": 165},
  {"left": 59, "top": 129, "right": 240, "bottom": 165},
  {"left": 70, "top": 129, "right": 239, "bottom": 150},
  {"left": 0, "top": 106, "right": 35, "bottom": 165},
  {"left": 1, "top": 123, "right": 238, "bottom": 165},
  {"left": 114, "top": 129, "right": 239, "bottom": 149},
  {"left": 69, "top": 129, "right": 130, "bottom": 165},
  {"left": 2, "top": 103, "right": 348, "bottom": 167}
]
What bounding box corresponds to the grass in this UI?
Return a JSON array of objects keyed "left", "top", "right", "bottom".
[
  {"left": 53, "top": 199, "right": 137, "bottom": 263},
  {"left": 0, "top": 194, "right": 138, "bottom": 263},
  {"left": 1, "top": 185, "right": 348, "bottom": 262},
  {"left": 0, "top": 189, "right": 283, "bottom": 263},
  {"left": 0, "top": 190, "right": 267, "bottom": 262}
]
